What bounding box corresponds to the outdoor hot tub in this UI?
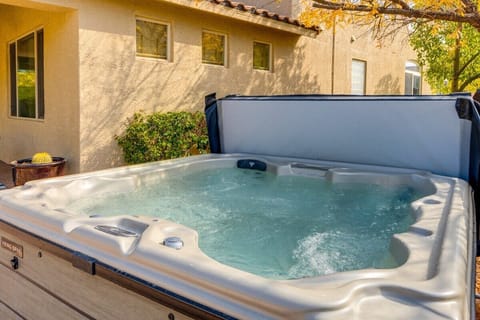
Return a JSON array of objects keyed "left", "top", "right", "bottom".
[{"left": 0, "top": 94, "right": 478, "bottom": 319}]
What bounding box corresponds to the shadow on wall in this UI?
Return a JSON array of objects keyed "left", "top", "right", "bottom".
[
  {"left": 171, "top": 36, "right": 320, "bottom": 108},
  {"left": 374, "top": 74, "right": 401, "bottom": 94},
  {"left": 79, "top": 32, "right": 321, "bottom": 171}
]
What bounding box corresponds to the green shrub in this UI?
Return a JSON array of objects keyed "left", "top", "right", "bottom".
[{"left": 116, "top": 111, "right": 210, "bottom": 164}]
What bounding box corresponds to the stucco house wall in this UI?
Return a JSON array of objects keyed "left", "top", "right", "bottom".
[
  {"left": 0, "top": 3, "right": 81, "bottom": 172},
  {"left": 0, "top": 0, "right": 430, "bottom": 174},
  {"left": 74, "top": 0, "right": 330, "bottom": 171},
  {"left": 331, "top": 24, "right": 430, "bottom": 95}
]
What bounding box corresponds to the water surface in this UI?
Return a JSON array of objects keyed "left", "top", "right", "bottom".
[{"left": 69, "top": 167, "right": 422, "bottom": 279}]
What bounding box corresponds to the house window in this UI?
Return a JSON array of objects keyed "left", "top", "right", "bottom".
[
  {"left": 405, "top": 61, "right": 421, "bottom": 95},
  {"left": 136, "top": 18, "right": 169, "bottom": 60},
  {"left": 351, "top": 59, "right": 366, "bottom": 95},
  {"left": 253, "top": 41, "right": 271, "bottom": 71},
  {"left": 202, "top": 31, "right": 226, "bottom": 66},
  {"left": 9, "top": 29, "right": 44, "bottom": 119}
]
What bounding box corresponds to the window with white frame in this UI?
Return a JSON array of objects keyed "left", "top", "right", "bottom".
[
  {"left": 351, "top": 59, "right": 366, "bottom": 95},
  {"left": 202, "top": 31, "right": 226, "bottom": 66},
  {"left": 136, "top": 18, "right": 170, "bottom": 60},
  {"left": 9, "top": 29, "right": 44, "bottom": 119},
  {"left": 253, "top": 41, "right": 271, "bottom": 71},
  {"left": 405, "top": 61, "right": 421, "bottom": 95}
]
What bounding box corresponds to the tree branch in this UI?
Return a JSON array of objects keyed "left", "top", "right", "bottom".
[
  {"left": 461, "top": 0, "right": 477, "bottom": 13},
  {"left": 312, "top": 0, "right": 480, "bottom": 30},
  {"left": 389, "top": 0, "right": 411, "bottom": 11},
  {"left": 458, "top": 50, "right": 480, "bottom": 76},
  {"left": 459, "top": 73, "right": 480, "bottom": 91}
]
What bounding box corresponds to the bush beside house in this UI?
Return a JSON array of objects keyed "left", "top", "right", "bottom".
[{"left": 116, "top": 111, "right": 210, "bottom": 164}]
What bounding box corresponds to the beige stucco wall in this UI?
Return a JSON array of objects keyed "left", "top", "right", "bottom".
[
  {"left": 0, "top": 3, "right": 81, "bottom": 173},
  {"left": 329, "top": 24, "right": 431, "bottom": 95},
  {"left": 75, "top": 0, "right": 331, "bottom": 172},
  {"left": 0, "top": 0, "right": 432, "bottom": 175}
]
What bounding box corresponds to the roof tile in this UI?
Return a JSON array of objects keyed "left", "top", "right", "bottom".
[{"left": 208, "top": 0, "right": 319, "bottom": 32}]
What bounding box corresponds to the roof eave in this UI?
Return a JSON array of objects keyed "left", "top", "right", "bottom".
[{"left": 157, "top": 0, "right": 319, "bottom": 37}]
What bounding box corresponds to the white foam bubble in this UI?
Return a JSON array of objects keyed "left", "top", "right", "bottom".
[{"left": 288, "top": 232, "right": 340, "bottom": 278}]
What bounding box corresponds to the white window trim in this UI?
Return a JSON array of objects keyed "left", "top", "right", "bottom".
[
  {"left": 202, "top": 30, "right": 228, "bottom": 67},
  {"left": 8, "top": 27, "right": 44, "bottom": 121},
  {"left": 253, "top": 40, "right": 273, "bottom": 72},
  {"left": 405, "top": 69, "right": 422, "bottom": 77},
  {"left": 405, "top": 61, "right": 422, "bottom": 95},
  {"left": 135, "top": 16, "right": 171, "bottom": 62},
  {"left": 351, "top": 59, "right": 366, "bottom": 95}
]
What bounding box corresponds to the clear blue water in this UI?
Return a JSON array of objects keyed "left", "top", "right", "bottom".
[{"left": 69, "top": 167, "right": 422, "bottom": 280}]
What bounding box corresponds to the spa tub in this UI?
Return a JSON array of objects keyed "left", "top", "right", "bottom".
[
  {"left": 1, "top": 94, "right": 478, "bottom": 319},
  {"left": 0, "top": 153, "right": 475, "bottom": 319}
]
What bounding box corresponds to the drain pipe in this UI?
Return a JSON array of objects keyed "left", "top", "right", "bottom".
[{"left": 331, "top": 17, "right": 336, "bottom": 94}]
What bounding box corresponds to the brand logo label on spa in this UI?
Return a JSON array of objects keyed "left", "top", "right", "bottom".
[{"left": 1, "top": 237, "right": 23, "bottom": 258}]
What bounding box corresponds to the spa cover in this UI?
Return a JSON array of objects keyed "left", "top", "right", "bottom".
[{"left": 206, "top": 94, "right": 480, "bottom": 181}]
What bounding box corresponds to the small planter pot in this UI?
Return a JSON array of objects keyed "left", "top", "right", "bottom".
[{"left": 11, "top": 157, "right": 66, "bottom": 186}]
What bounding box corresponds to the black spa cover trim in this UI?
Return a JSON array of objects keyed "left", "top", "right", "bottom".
[
  {"left": 469, "top": 100, "right": 480, "bottom": 239},
  {"left": 204, "top": 93, "right": 221, "bottom": 153},
  {"left": 456, "top": 97, "right": 474, "bottom": 120}
]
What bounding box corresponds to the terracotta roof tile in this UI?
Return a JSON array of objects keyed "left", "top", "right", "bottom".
[{"left": 208, "top": 0, "right": 319, "bottom": 32}]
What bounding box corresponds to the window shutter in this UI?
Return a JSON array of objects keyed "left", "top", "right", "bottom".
[
  {"left": 37, "top": 29, "right": 44, "bottom": 119},
  {"left": 9, "top": 42, "right": 17, "bottom": 117}
]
